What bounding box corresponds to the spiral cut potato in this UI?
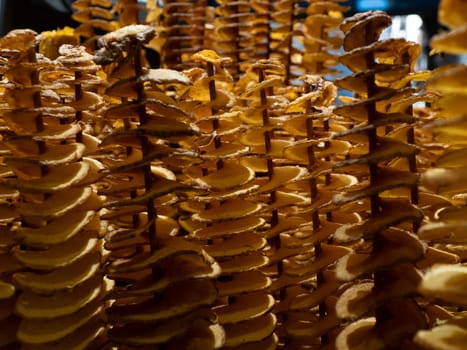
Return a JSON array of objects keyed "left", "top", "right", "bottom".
[
  {"left": 302, "top": 0, "right": 348, "bottom": 77},
  {"left": 174, "top": 50, "right": 275, "bottom": 349},
  {"left": 328, "top": 11, "right": 442, "bottom": 350},
  {"left": 272, "top": 73, "right": 358, "bottom": 348},
  {"left": 155, "top": 0, "right": 214, "bottom": 71},
  {"left": 1, "top": 0, "right": 466, "bottom": 348},
  {"left": 93, "top": 25, "right": 224, "bottom": 349},
  {"left": 72, "top": 0, "right": 118, "bottom": 50},
  {"left": 213, "top": 0, "right": 254, "bottom": 79},
  {"left": 413, "top": 0, "right": 467, "bottom": 348},
  {"left": 0, "top": 29, "right": 108, "bottom": 349},
  {"left": 248, "top": 0, "right": 347, "bottom": 85}
]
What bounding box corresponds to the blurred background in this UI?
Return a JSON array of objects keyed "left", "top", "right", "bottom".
[{"left": 0, "top": 0, "right": 462, "bottom": 70}]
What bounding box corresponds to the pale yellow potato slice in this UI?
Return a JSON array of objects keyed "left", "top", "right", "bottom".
[
  {"left": 13, "top": 251, "right": 101, "bottom": 293},
  {"left": 16, "top": 210, "right": 96, "bottom": 246},
  {"left": 215, "top": 291, "right": 274, "bottom": 324},
  {"left": 17, "top": 186, "right": 91, "bottom": 218},
  {"left": 336, "top": 229, "right": 424, "bottom": 282},
  {"left": 191, "top": 216, "right": 265, "bottom": 240},
  {"left": 16, "top": 272, "right": 104, "bottom": 318},
  {"left": 7, "top": 162, "right": 89, "bottom": 193},
  {"left": 418, "top": 264, "right": 467, "bottom": 306},
  {"left": 193, "top": 199, "right": 262, "bottom": 222},
  {"left": 13, "top": 230, "right": 98, "bottom": 270},
  {"left": 193, "top": 161, "right": 254, "bottom": 190},
  {"left": 414, "top": 324, "right": 467, "bottom": 350},
  {"left": 5, "top": 143, "right": 85, "bottom": 165},
  {"left": 17, "top": 299, "right": 103, "bottom": 344}
]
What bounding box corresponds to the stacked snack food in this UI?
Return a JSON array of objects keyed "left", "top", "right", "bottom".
[
  {"left": 413, "top": 0, "right": 467, "bottom": 348},
  {"left": 330, "top": 11, "right": 431, "bottom": 349},
  {"left": 0, "top": 28, "right": 108, "bottom": 349},
  {"left": 93, "top": 25, "right": 223, "bottom": 349},
  {"left": 72, "top": 0, "right": 118, "bottom": 50}
]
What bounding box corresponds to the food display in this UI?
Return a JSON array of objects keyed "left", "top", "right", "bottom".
[{"left": 0, "top": 0, "right": 465, "bottom": 349}]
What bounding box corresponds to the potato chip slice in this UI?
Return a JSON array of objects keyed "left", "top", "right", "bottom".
[
  {"left": 193, "top": 161, "right": 254, "bottom": 190},
  {"left": 414, "top": 324, "right": 467, "bottom": 350},
  {"left": 191, "top": 216, "right": 265, "bottom": 240},
  {"left": 17, "top": 299, "right": 103, "bottom": 344},
  {"left": 336, "top": 229, "right": 425, "bottom": 282},
  {"left": 431, "top": 24, "right": 467, "bottom": 55},
  {"left": 333, "top": 95, "right": 388, "bottom": 122},
  {"left": 204, "top": 232, "right": 266, "bottom": 258},
  {"left": 418, "top": 264, "right": 467, "bottom": 305},
  {"left": 16, "top": 272, "right": 103, "bottom": 318},
  {"left": 416, "top": 246, "right": 459, "bottom": 271},
  {"left": 340, "top": 38, "right": 413, "bottom": 73},
  {"left": 223, "top": 313, "right": 276, "bottom": 347},
  {"left": 31, "top": 122, "right": 81, "bottom": 141},
  {"left": 17, "top": 187, "right": 91, "bottom": 218},
  {"left": 286, "top": 298, "right": 339, "bottom": 339},
  {"left": 108, "top": 278, "right": 217, "bottom": 323},
  {"left": 432, "top": 95, "right": 467, "bottom": 119},
  {"left": 221, "top": 334, "right": 278, "bottom": 350},
  {"left": 104, "top": 178, "right": 190, "bottom": 208},
  {"left": 335, "top": 317, "right": 379, "bottom": 350},
  {"left": 218, "top": 270, "right": 271, "bottom": 297},
  {"left": 105, "top": 98, "right": 189, "bottom": 121},
  {"left": 14, "top": 230, "right": 97, "bottom": 270},
  {"left": 193, "top": 199, "right": 262, "bottom": 222},
  {"left": 428, "top": 64, "right": 467, "bottom": 94},
  {"left": 334, "top": 199, "right": 423, "bottom": 242},
  {"left": 256, "top": 166, "right": 307, "bottom": 193},
  {"left": 20, "top": 319, "right": 104, "bottom": 350},
  {"left": 108, "top": 236, "right": 207, "bottom": 273},
  {"left": 219, "top": 251, "right": 269, "bottom": 274},
  {"left": 438, "top": 0, "right": 467, "bottom": 29},
  {"left": 16, "top": 210, "right": 95, "bottom": 247},
  {"left": 343, "top": 11, "right": 391, "bottom": 51},
  {"left": 333, "top": 168, "right": 419, "bottom": 205},
  {"left": 436, "top": 148, "right": 467, "bottom": 168},
  {"left": 215, "top": 291, "right": 274, "bottom": 324},
  {"left": 72, "top": 6, "right": 114, "bottom": 22},
  {"left": 284, "top": 139, "right": 350, "bottom": 164},
  {"left": 110, "top": 254, "right": 220, "bottom": 298},
  {"left": 422, "top": 167, "right": 467, "bottom": 196},
  {"left": 290, "top": 271, "right": 340, "bottom": 311},
  {"left": 281, "top": 244, "right": 351, "bottom": 278},
  {"left": 285, "top": 86, "right": 337, "bottom": 112},
  {"left": 336, "top": 264, "right": 421, "bottom": 320},
  {"left": 419, "top": 221, "right": 467, "bottom": 244},
  {"left": 13, "top": 251, "right": 101, "bottom": 292},
  {"left": 161, "top": 323, "right": 226, "bottom": 350},
  {"left": 1, "top": 108, "right": 41, "bottom": 134},
  {"left": 5, "top": 143, "right": 85, "bottom": 166},
  {"left": 7, "top": 162, "right": 89, "bottom": 193},
  {"left": 335, "top": 65, "right": 410, "bottom": 94}
]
